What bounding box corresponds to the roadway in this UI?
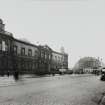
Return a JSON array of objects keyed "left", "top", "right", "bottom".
[{"left": 0, "top": 74, "right": 105, "bottom": 105}]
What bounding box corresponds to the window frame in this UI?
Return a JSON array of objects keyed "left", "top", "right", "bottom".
[
  {"left": 28, "top": 49, "right": 32, "bottom": 56},
  {"left": 13, "top": 45, "right": 18, "bottom": 55},
  {"left": 21, "top": 47, "right": 25, "bottom": 56}
]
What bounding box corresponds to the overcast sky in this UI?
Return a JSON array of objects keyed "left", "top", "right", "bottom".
[{"left": 0, "top": 0, "right": 105, "bottom": 67}]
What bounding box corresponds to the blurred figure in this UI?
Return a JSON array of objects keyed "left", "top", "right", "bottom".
[
  {"left": 13, "top": 71, "right": 19, "bottom": 81},
  {"left": 7, "top": 70, "right": 9, "bottom": 77}
]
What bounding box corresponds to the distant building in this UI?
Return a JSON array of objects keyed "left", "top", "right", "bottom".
[
  {"left": 51, "top": 51, "right": 68, "bottom": 71},
  {"left": 73, "top": 57, "right": 102, "bottom": 74}
]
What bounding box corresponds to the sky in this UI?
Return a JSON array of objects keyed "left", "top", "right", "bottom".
[{"left": 0, "top": 0, "right": 105, "bottom": 67}]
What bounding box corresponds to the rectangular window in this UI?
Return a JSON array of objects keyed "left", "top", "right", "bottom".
[
  {"left": 41, "top": 51, "right": 44, "bottom": 58},
  {"left": 34, "top": 50, "right": 37, "bottom": 56},
  {"left": 28, "top": 49, "right": 32, "bottom": 56},
  {"left": 21, "top": 48, "right": 25, "bottom": 56},
  {"left": 2, "top": 41, "right": 5, "bottom": 51},
  {"left": 34, "top": 50, "right": 39, "bottom": 58},
  {"left": 45, "top": 53, "right": 47, "bottom": 59},
  {"left": 13, "top": 45, "right": 17, "bottom": 55},
  {"left": 1, "top": 40, "right": 8, "bottom": 52},
  {"left": 49, "top": 55, "right": 51, "bottom": 59}
]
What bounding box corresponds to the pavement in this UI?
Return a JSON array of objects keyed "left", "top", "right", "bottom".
[
  {"left": 0, "top": 74, "right": 92, "bottom": 87},
  {"left": 0, "top": 74, "right": 53, "bottom": 87},
  {"left": 0, "top": 76, "right": 15, "bottom": 87}
]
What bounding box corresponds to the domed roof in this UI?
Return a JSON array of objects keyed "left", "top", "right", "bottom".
[{"left": 0, "top": 19, "right": 3, "bottom": 24}]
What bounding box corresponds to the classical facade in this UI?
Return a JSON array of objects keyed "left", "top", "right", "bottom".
[
  {"left": 0, "top": 19, "right": 68, "bottom": 75},
  {"left": 51, "top": 51, "right": 68, "bottom": 71}
]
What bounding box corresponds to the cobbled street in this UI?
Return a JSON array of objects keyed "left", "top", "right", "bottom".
[{"left": 0, "top": 74, "right": 105, "bottom": 105}]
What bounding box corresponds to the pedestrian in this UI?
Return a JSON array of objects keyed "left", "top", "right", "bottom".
[
  {"left": 13, "top": 71, "right": 19, "bottom": 81},
  {"left": 7, "top": 70, "right": 9, "bottom": 77}
]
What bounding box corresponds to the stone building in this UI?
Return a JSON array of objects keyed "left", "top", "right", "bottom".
[
  {"left": 0, "top": 18, "right": 68, "bottom": 75},
  {"left": 51, "top": 51, "right": 68, "bottom": 71}
]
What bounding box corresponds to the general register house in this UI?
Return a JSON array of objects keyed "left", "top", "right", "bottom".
[{"left": 0, "top": 19, "right": 68, "bottom": 75}]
